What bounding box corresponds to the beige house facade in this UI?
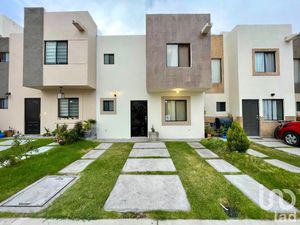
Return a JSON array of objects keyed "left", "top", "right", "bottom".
[{"left": 0, "top": 8, "right": 299, "bottom": 139}]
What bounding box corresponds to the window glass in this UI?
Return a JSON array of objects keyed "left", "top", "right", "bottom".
[
  {"left": 297, "top": 102, "right": 300, "bottom": 112},
  {"left": 0, "top": 52, "right": 9, "bottom": 62},
  {"left": 263, "top": 99, "right": 283, "bottom": 120},
  {"left": 167, "top": 44, "right": 178, "bottom": 67},
  {"left": 212, "top": 59, "right": 221, "bottom": 83},
  {"left": 165, "top": 100, "right": 187, "bottom": 121},
  {"left": 45, "top": 41, "right": 68, "bottom": 64},
  {"left": 167, "top": 44, "right": 191, "bottom": 67},
  {"left": 294, "top": 59, "right": 300, "bottom": 83},
  {"left": 0, "top": 98, "right": 8, "bottom": 109},
  {"left": 104, "top": 54, "right": 114, "bottom": 64},
  {"left": 216, "top": 102, "right": 226, "bottom": 112},
  {"left": 57, "top": 42, "right": 68, "bottom": 64},
  {"left": 103, "top": 100, "right": 114, "bottom": 111},
  {"left": 255, "top": 52, "right": 276, "bottom": 73},
  {"left": 58, "top": 98, "right": 79, "bottom": 118}
]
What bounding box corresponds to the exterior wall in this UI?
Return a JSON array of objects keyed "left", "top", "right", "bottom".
[
  {"left": 23, "top": 8, "right": 44, "bottom": 88},
  {"left": 0, "top": 34, "right": 96, "bottom": 134},
  {"left": 146, "top": 14, "right": 211, "bottom": 92},
  {"left": 0, "top": 14, "right": 23, "bottom": 37},
  {"left": 0, "top": 37, "right": 9, "bottom": 98},
  {"left": 294, "top": 39, "right": 300, "bottom": 93},
  {"left": 43, "top": 11, "right": 97, "bottom": 88},
  {"left": 97, "top": 35, "right": 204, "bottom": 139}
]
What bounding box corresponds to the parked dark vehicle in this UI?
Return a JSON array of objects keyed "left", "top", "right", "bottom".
[{"left": 274, "top": 121, "right": 300, "bottom": 146}]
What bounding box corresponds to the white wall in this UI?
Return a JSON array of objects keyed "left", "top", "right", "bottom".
[
  {"left": 0, "top": 14, "right": 23, "bottom": 37},
  {"left": 97, "top": 35, "right": 205, "bottom": 139}
]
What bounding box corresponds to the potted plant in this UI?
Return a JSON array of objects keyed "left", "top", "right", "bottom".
[
  {"left": 205, "top": 125, "right": 216, "bottom": 138},
  {"left": 4, "top": 127, "right": 15, "bottom": 137},
  {"left": 83, "top": 119, "right": 96, "bottom": 138},
  {"left": 149, "top": 125, "right": 159, "bottom": 141}
]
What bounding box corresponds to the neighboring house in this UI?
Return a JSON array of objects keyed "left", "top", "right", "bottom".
[
  {"left": 205, "top": 25, "right": 297, "bottom": 137},
  {"left": 0, "top": 7, "right": 299, "bottom": 139},
  {"left": 0, "top": 8, "right": 97, "bottom": 134}
]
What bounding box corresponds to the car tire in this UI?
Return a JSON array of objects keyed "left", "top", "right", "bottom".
[
  {"left": 283, "top": 132, "right": 300, "bottom": 146},
  {"left": 274, "top": 126, "right": 280, "bottom": 139}
]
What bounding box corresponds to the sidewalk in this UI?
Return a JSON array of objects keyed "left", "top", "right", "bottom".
[{"left": 0, "top": 218, "right": 299, "bottom": 225}]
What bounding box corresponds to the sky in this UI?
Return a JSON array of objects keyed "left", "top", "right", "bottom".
[{"left": 0, "top": 0, "right": 299, "bottom": 35}]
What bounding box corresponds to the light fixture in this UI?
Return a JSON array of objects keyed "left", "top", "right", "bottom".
[
  {"left": 201, "top": 22, "right": 213, "bottom": 35},
  {"left": 284, "top": 33, "right": 300, "bottom": 42},
  {"left": 271, "top": 93, "right": 275, "bottom": 97},
  {"left": 72, "top": 20, "right": 86, "bottom": 32},
  {"left": 57, "top": 87, "right": 65, "bottom": 99},
  {"left": 174, "top": 88, "right": 183, "bottom": 94},
  {"left": 112, "top": 90, "right": 120, "bottom": 98},
  {"left": 5, "top": 92, "right": 11, "bottom": 97}
]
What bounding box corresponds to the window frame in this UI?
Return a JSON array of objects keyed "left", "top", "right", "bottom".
[
  {"left": 104, "top": 53, "right": 115, "bottom": 65},
  {"left": 252, "top": 48, "right": 280, "bottom": 76},
  {"left": 58, "top": 98, "right": 79, "bottom": 119},
  {"left": 263, "top": 99, "right": 284, "bottom": 121},
  {"left": 44, "top": 41, "right": 68, "bottom": 65},
  {"left": 100, "top": 98, "right": 117, "bottom": 114},
  {"left": 0, "top": 98, "right": 8, "bottom": 109},
  {"left": 216, "top": 102, "right": 226, "bottom": 112},
  {"left": 0, "top": 52, "right": 9, "bottom": 63},
  {"left": 296, "top": 102, "right": 300, "bottom": 112},
  {"left": 161, "top": 96, "right": 191, "bottom": 126},
  {"left": 166, "top": 43, "right": 191, "bottom": 68}
]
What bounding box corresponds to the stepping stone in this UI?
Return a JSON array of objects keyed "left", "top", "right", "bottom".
[
  {"left": 187, "top": 142, "right": 205, "bottom": 149},
  {"left": 257, "top": 141, "right": 289, "bottom": 148},
  {"left": 47, "top": 142, "right": 59, "bottom": 146},
  {"left": 0, "top": 175, "right": 77, "bottom": 213},
  {"left": 82, "top": 150, "right": 105, "bottom": 159},
  {"left": 122, "top": 158, "right": 176, "bottom": 172},
  {"left": 95, "top": 143, "right": 112, "bottom": 150},
  {"left": 59, "top": 160, "right": 94, "bottom": 174},
  {"left": 0, "top": 139, "right": 29, "bottom": 146},
  {"left": 133, "top": 142, "right": 166, "bottom": 149},
  {"left": 129, "top": 149, "right": 170, "bottom": 158},
  {"left": 104, "top": 175, "right": 190, "bottom": 212},
  {"left": 224, "top": 175, "right": 298, "bottom": 213},
  {"left": 264, "top": 159, "right": 300, "bottom": 173},
  {"left": 0, "top": 146, "right": 10, "bottom": 152},
  {"left": 246, "top": 149, "right": 268, "bottom": 158},
  {"left": 275, "top": 147, "right": 300, "bottom": 157},
  {"left": 26, "top": 146, "right": 54, "bottom": 156},
  {"left": 195, "top": 149, "right": 219, "bottom": 158},
  {"left": 206, "top": 159, "right": 241, "bottom": 173}
]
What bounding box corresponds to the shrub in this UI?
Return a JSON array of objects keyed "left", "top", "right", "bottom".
[
  {"left": 73, "top": 122, "right": 84, "bottom": 137},
  {"left": 226, "top": 121, "right": 250, "bottom": 153},
  {"left": 201, "top": 137, "right": 226, "bottom": 150},
  {"left": 55, "top": 123, "right": 84, "bottom": 145}
]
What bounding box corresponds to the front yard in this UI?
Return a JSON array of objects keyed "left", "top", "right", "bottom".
[{"left": 0, "top": 139, "right": 298, "bottom": 219}]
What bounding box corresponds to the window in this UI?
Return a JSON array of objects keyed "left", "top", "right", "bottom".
[
  {"left": 294, "top": 59, "right": 300, "bottom": 83},
  {"left": 0, "top": 52, "right": 9, "bottom": 62},
  {"left": 58, "top": 98, "right": 79, "bottom": 118},
  {"left": 100, "top": 98, "right": 116, "bottom": 114},
  {"left": 297, "top": 102, "right": 300, "bottom": 112},
  {"left": 165, "top": 100, "right": 187, "bottom": 122},
  {"left": 212, "top": 59, "right": 221, "bottom": 83},
  {"left": 253, "top": 49, "right": 279, "bottom": 75},
  {"left": 263, "top": 99, "right": 283, "bottom": 121},
  {"left": 45, "top": 41, "right": 68, "bottom": 64},
  {"left": 167, "top": 44, "right": 190, "bottom": 67},
  {"left": 104, "top": 54, "right": 114, "bottom": 64},
  {"left": 216, "top": 102, "right": 226, "bottom": 112},
  {"left": 0, "top": 98, "right": 8, "bottom": 109}
]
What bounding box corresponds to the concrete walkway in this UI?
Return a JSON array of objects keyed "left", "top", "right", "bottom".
[{"left": 0, "top": 218, "right": 299, "bottom": 225}]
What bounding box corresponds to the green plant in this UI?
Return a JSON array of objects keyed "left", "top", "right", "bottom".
[
  {"left": 73, "top": 122, "right": 84, "bottom": 137},
  {"left": 205, "top": 125, "right": 217, "bottom": 136},
  {"left": 218, "top": 125, "right": 226, "bottom": 137},
  {"left": 83, "top": 119, "right": 96, "bottom": 131},
  {"left": 151, "top": 125, "right": 156, "bottom": 132},
  {"left": 226, "top": 121, "right": 250, "bottom": 153},
  {"left": 43, "top": 127, "right": 52, "bottom": 137}
]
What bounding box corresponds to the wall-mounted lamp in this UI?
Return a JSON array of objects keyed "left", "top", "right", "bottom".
[
  {"left": 5, "top": 92, "right": 11, "bottom": 97},
  {"left": 271, "top": 93, "right": 275, "bottom": 97},
  {"left": 112, "top": 90, "right": 120, "bottom": 98},
  {"left": 57, "top": 87, "right": 65, "bottom": 99},
  {"left": 174, "top": 88, "right": 183, "bottom": 94}
]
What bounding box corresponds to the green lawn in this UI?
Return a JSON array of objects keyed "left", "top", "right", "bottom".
[
  {"left": 36, "top": 142, "right": 272, "bottom": 220},
  {"left": 201, "top": 138, "right": 300, "bottom": 211},
  {"left": 0, "top": 139, "right": 98, "bottom": 216}
]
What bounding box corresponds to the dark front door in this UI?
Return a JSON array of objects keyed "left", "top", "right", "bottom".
[
  {"left": 25, "top": 98, "right": 41, "bottom": 134},
  {"left": 131, "top": 101, "right": 148, "bottom": 137},
  {"left": 242, "top": 100, "right": 259, "bottom": 136}
]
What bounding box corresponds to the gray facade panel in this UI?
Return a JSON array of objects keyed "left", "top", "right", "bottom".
[
  {"left": 0, "top": 38, "right": 9, "bottom": 98},
  {"left": 146, "top": 14, "right": 212, "bottom": 92},
  {"left": 293, "top": 39, "right": 300, "bottom": 93},
  {"left": 23, "top": 7, "right": 44, "bottom": 87}
]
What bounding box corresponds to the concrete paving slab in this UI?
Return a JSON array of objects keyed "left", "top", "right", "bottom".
[
  {"left": 47, "top": 142, "right": 59, "bottom": 146},
  {"left": 104, "top": 175, "right": 190, "bottom": 212},
  {"left": 257, "top": 141, "right": 289, "bottom": 148},
  {"left": 264, "top": 159, "right": 300, "bottom": 173},
  {"left": 224, "top": 174, "right": 298, "bottom": 213},
  {"left": 82, "top": 150, "right": 105, "bottom": 159},
  {"left": 0, "top": 139, "right": 31, "bottom": 146},
  {"left": 0, "top": 146, "right": 10, "bottom": 152},
  {"left": 59, "top": 160, "right": 94, "bottom": 174},
  {"left": 133, "top": 142, "right": 166, "bottom": 149},
  {"left": 95, "top": 143, "right": 112, "bottom": 150},
  {"left": 195, "top": 149, "right": 219, "bottom": 158},
  {"left": 0, "top": 175, "right": 77, "bottom": 213},
  {"left": 26, "top": 146, "right": 54, "bottom": 156},
  {"left": 246, "top": 149, "right": 268, "bottom": 158},
  {"left": 206, "top": 159, "right": 241, "bottom": 173},
  {"left": 275, "top": 147, "right": 300, "bottom": 157},
  {"left": 122, "top": 158, "right": 176, "bottom": 172},
  {"left": 187, "top": 142, "right": 205, "bottom": 149},
  {"left": 129, "top": 149, "right": 170, "bottom": 158}
]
